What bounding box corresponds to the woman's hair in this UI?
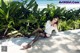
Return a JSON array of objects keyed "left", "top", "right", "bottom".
[
  {"left": 50, "top": 16, "right": 59, "bottom": 21},
  {"left": 54, "top": 16, "right": 59, "bottom": 19},
  {"left": 50, "top": 17, "right": 54, "bottom": 21}
]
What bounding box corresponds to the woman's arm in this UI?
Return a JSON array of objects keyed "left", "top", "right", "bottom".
[{"left": 52, "top": 24, "right": 58, "bottom": 33}]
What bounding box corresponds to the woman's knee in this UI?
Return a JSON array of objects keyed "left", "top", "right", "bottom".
[
  {"left": 39, "top": 33, "right": 45, "bottom": 37},
  {"left": 37, "top": 28, "right": 43, "bottom": 32},
  {"left": 37, "top": 28, "right": 42, "bottom": 30}
]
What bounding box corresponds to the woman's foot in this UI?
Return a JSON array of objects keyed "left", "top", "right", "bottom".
[{"left": 20, "top": 44, "right": 31, "bottom": 50}]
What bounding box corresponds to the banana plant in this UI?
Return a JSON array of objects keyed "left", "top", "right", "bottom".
[
  {"left": 0, "top": 0, "right": 24, "bottom": 36},
  {"left": 0, "top": 0, "right": 9, "bottom": 36}
]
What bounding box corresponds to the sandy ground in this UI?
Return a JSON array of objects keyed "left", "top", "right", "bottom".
[{"left": 0, "top": 29, "right": 80, "bottom": 53}]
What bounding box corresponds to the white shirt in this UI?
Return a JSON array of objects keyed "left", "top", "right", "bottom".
[{"left": 44, "top": 20, "right": 58, "bottom": 37}]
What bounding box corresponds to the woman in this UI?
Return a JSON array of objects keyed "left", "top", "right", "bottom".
[{"left": 21, "top": 16, "right": 59, "bottom": 50}]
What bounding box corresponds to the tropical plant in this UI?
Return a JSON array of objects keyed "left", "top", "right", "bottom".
[{"left": 0, "top": 0, "right": 80, "bottom": 38}]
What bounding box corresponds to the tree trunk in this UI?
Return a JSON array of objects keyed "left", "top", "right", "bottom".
[{"left": 3, "top": 28, "right": 8, "bottom": 36}]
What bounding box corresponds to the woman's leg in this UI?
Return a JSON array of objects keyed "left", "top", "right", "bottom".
[
  {"left": 26, "top": 28, "right": 43, "bottom": 38},
  {"left": 21, "top": 28, "right": 45, "bottom": 50},
  {"left": 27, "top": 28, "right": 43, "bottom": 38},
  {"left": 22, "top": 33, "right": 45, "bottom": 50},
  {"left": 29, "top": 33, "right": 47, "bottom": 44},
  {"left": 30, "top": 28, "right": 43, "bottom": 35}
]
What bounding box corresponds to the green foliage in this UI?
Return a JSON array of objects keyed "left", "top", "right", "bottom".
[
  {"left": 58, "top": 20, "right": 70, "bottom": 31},
  {"left": 58, "top": 19, "right": 80, "bottom": 31},
  {"left": 0, "top": 0, "right": 80, "bottom": 38}
]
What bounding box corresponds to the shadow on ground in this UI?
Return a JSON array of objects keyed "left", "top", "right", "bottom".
[{"left": 0, "top": 29, "right": 80, "bottom": 53}]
